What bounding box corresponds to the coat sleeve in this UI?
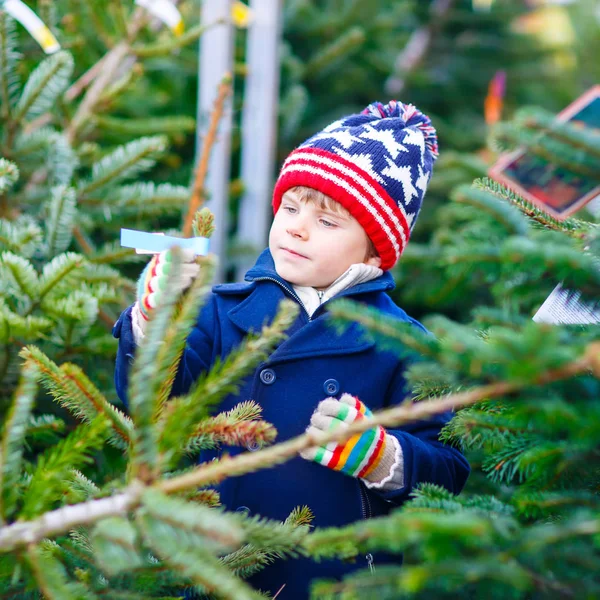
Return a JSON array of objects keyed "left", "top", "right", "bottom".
[
  {"left": 373, "top": 360, "right": 471, "bottom": 505},
  {"left": 112, "top": 295, "right": 219, "bottom": 409}
]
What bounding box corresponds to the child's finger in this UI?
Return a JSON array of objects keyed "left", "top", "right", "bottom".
[
  {"left": 305, "top": 422, "right": 344, "bottom": 453},
  {"left": 317, "top": 398, "right": 360, "bottom": 423},
  {"left": 180, "top": 247, "right": 198, "bottom": 263},
  {"left": 339, "top": 393, "right": 373, "bottom": 417},
  {"left": 180, "top": 263, "right": 201, "bottom": 277},
  {"left": 309, "top": 412, "right": 342, "bottom": 432},
  {"left": 300, "top": 434, "right": 337, "bottom": 465}
]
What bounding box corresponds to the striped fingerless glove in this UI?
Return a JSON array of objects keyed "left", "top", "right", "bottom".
[
  {"left": 301, "top": 394, "right": 403, "bottom": 489},
  {"left": 132, "top": 248, "right": 200, "bottom": 342}
]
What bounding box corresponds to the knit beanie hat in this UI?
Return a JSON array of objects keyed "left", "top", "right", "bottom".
[{"left": 272, "top": 100, "right": 439, "bottom": 270}]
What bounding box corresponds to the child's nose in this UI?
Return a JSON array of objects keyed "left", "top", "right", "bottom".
[{"left": 286, "top": 226, "right": 308, "bottom": 240}]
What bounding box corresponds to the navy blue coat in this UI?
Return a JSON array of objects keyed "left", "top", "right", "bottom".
[{"left": 113, "top": 249, "right": 470, "bottom": 599}]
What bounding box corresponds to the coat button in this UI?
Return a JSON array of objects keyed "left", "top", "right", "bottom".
[
  {"left": 125, "top": 352, "right": 135, "bottom": 366},
  {"left": 259, "top": 368, "right": 276, "bottom": 385},
  {"left": 323, "top": 378, "right": 339, "bottom": 396}
]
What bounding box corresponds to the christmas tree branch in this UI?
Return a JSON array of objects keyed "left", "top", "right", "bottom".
[
  {"left": 182, "top": 73, "right": 232, "bottom": 237},
  {"left": 1, "top": 342, "right": 596, "bottom": 552},
  {"left": 160, "top": 343, "right": 597, "bottom": 494}
]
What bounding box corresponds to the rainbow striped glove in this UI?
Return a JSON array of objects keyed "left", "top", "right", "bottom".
[
  {"left": 132, "top": 248, "right": 200, "bottom": 339},
  {"left": 301, "top": 394, "right": 401, "bottom": 487}
]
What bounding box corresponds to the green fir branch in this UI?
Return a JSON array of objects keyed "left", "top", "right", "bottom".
[
  {"left": 14, "top": 128, "right": 78, "bottom": 186},
  {"left": 45, "top": 186, "right": 77, "bottom": 258},
  {"left": 138, "top": 510, "right": 264, "bottom": 600},
  {"left": 512, "top": 489, "right": 600, "bottom": 519},
  {"left": 132, "top": 22, "right": 219, "bottom": 58},
  {"left": 451, "top": 183, "right": 529, "bottom": 236},
  {"left": 91, "top": 516, "right": 143, "bottom": 575},
  {"left": 219, "top": 544, "right": 275, "bottom": 580},
  {"left": 0, "top": 216, "right": 42, "bottom": 256},
  {"left": 0, "top": 360, "right": 38, "bottom": 522},
  {"left": 328, "top": 299, "right": 438, "bottom": 359},
  {"left": 19, "top": 415, "right": 108, "bottom": 520},
  {"left": 37, "top": 252, "right": 85, "bottom": 302},
  {"left": 20, "top": 346, "right": 132, "bottom": 450},
  {"left": 13, "top": 51, "right": 74, "bottom": 124},
  {"left": 71, "top": 262, "right": 127, "bottom": 287},
  {"left": 0, "top": 251, "right": 39, "bottom": 299},
  {"left": 41, "top": 290, "right": 98, "bottom": 342},
  {"left": 64, "top": 470, "right": 100, "bottom": 504},
  {"left": 490, "top": 121, "right": 600, "bottom": 180},
  {"left": 0, "top": 299, "right": 52, "bottom": 341},
  {"left": 159, "top": 299, "right": 299, "bottom": 467},
  {"left": 79, "top": 136, "right": 168, "bottom": 196},
  {"left": 93, "top": 115, "right": 196, "bottom": 136},
  {"left": 128, "top": 248, "right": 185, "bottom": 480},
  {"left": 514, "top": 106, "right": 600, "bottom": 159},
  {"left": 26, "top": 542, "right": 96, "bottom": 600},
  {"left": 153, "top": 256, "right": 216, "bottom": 421},
  {"left": 0, "top": 11, "right": 20, "bottom": 120},
  {"left": 303, "top": 26, "right": 366, "bottom": 78},
  {"left": 0, "top": 159, "right": 18, "bottom": 194},
  {"left": 138, "top": 488, "right": 244, "bottom": 555},
  {"left": 25, "top": 414, "right": 65, "bottom": 445},
  {"left": 111, "top": 181, "right": 189, "bottom": 209},
  {"left": 88, "top": 240, "right": 146, "bottom": 265},
  {"left": 476, "top": 177, "right": 593, "bottom": 236},
  {"left": 192, "top": 207, "right": 215, "bottom": 239},
  {"left": 184, "top": 401, "right": 277, "bottom": 454}
]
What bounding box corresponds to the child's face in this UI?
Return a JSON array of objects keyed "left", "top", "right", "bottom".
[{"left": 269, "top": 190, "right": 381, "bottom": 290}]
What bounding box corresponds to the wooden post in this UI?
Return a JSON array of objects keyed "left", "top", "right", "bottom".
[
  {"left": 196, "top": 0, "right": 234, "bottom": 282},
  {"left": 236, "top": 0, "right": 283, "bottom": 280}
]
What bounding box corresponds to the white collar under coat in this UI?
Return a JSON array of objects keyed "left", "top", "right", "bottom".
[{"left": 292, "top": 263, "right": 383, "bottom": 318}]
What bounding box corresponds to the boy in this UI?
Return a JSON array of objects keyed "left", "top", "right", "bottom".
[{"left": 113, "top": 100, "right": 470, "bottom": 598}]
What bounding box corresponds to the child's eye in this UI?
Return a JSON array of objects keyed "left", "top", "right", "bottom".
[
  {"left": 320, "top": 219, "right": 337, "bottom": 228},
  {"left": 283, "top": 205, "right": 297, "bottom": 214}
]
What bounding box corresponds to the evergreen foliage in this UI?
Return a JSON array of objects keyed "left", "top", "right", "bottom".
[
  {"left": 0, "top": 3, "right": 210, "bottom": 404},
  {"left": 299, "top": 98, "right": 600, "bottom": 598},
  {"left": 0, "top": 264, "right": 311, "bottom": 597},
  {"left": 1, "top": 2, "right": 599, "bottom": 598}
]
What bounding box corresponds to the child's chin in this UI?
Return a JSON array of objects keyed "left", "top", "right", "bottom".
[{"left": 275, "top": 264, "right": 308, "bottom": 286}]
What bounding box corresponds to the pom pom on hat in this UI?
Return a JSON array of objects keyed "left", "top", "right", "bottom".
[
  {"left": 273, "top": 100, "right": 438, "bottom": 270},
  {"left": 361, "top": 100, "right": 439, "bottom": 160}
]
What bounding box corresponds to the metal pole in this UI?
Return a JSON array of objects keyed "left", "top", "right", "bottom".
[
  {"left": 196, "top": 0, "right": 234, "bottom": 282},
  {"left": 236, "top": 0, "right": 283, "bottom": 280}
]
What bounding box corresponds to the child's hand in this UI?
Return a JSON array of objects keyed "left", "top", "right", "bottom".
[
  {"left": 133, "top": 248, "right": 200, "bottom": 334},
  {"left": 301, "top": 393, "right": 396, "bottom": 484}
]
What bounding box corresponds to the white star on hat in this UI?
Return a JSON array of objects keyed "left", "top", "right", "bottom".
[
  {"left": 381, "top": 157, "right": 418, "bottom": 205},
  {"left": 415, "top": 164, "right": 429, "bottom": 193},
  {"left": 403, "top": 128, "right": 425, "bottom": 164},
  {"left": 359, "top": 124, "right": 408, "bottom": 159},
  {"left": 306, "top": 129, "right": 365, "bottom": 150},
  {"left": 332, "top": 147, "right": 386, "bottom": 184}
]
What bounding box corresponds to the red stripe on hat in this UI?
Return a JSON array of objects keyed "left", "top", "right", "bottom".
[
  {"left": 357, "top": 426, "right": 386, "bottom": 478},
  {"left": 281, "top": 147, "right": 410, "bottom": 244},
  {"left": 273, "top": 148, "right": 411, "bottom": 269}
]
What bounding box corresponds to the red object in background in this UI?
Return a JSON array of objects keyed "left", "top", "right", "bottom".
[
  {"left": 484, "top": 70, "right": 506, "bottom": 125},
  {"left": 489, "top": 85, "right": 600, "bottom": 220}
]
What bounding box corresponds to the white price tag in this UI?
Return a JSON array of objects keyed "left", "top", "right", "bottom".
[
  {"left": 135, "top": 0, "right": 184, "bottom": 36},
  {"left": 4, "top": 0, "right": 60, "bottom": 54}
]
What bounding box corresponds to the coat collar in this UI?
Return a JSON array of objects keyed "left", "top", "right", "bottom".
[
  {"left": 244, "top": 249, "right": 395, "bottom": 296},
  {"left": 224, "top": 249, "right": 396, "bottom": 362}
]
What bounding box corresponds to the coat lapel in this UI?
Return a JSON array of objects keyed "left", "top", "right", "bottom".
[{"left": 226, "top": 282, "right": 375, "bottom": 362}]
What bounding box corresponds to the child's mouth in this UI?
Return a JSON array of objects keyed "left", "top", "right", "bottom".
[{"left": 282, "top": 247, "right": 308, "bottom": 259}]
